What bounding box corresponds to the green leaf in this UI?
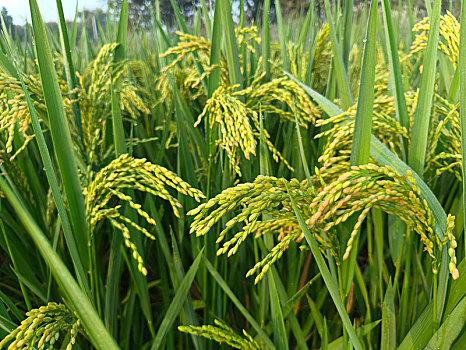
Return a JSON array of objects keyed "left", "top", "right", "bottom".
[
  {"left": 219, "top": 0, "right": 242, "bottom": 89},
  {"left": 151, "top": 250, "right": 203, "bottom": 350},
  {"left": 29, "top": 0, "right": 89, "bottom": 267},
  {"left": 407, "top": 0, "right": 441, "bottom": 176},
  {"left": 323, "top": 0, "right": 353, "bottom": 109},
  {"left": 262, "top": 0, "right": 271, "bottom": 80},
  {"left": 55, "top": 0, "right": 82, "bottom": 140},
  {"left": 381, "top": 0, "right": 409, "bottom": 135},
  {"left": 342, "top": 0, "right": 353, "bottom": 68},
  {"left": 3, "top": 36, "right": 89, "bottom": 294},
  {"left": 425, "top": 296, "right": 466, "bottom": 349},
  {"left": 207, "top": 0, "right": 221, "bottom": 97},
  {"left": 274, "top": 0, "right": 289, "bottom": 71},
  {"left": 459, "top": 0, "right": 466, "bottom": 261},
  {"left": 0, "top": 177, "right": 119, "bottom": 350},
  {"left": 115, "top": 0, "right": 128, "bottom": 62},
  {"left": 328, "top": 320, "right": 380, "bottom": 350},
  {"left": 268, "top": 272, "right": 288, "bottom": 350},
  {"left": 111, "top": 79, "right": 127, "bottom": 156},
  {"left": 0, "top": 50, "right": 18, "bottom": 78},
  {"left": 350, "top": 0, "right": 377, "bottom": 166},
  {"left": 203, "top": 256, "right": 276, "bottom": 350},
  {"left": 381, "top": 283, "right": 396, "bottom": 350},
  {"left": 398, "top": 259, "right": 466, "bottom": 349},
  {"left": 286, "top": 184, "right": 364, "bottom": 350}
]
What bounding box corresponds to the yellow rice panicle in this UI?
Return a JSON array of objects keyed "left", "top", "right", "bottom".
[
  {"left": 86, "top": 154, "right": 204, "bottom": 275},
  {"left": 0, "top": 302, "right": 80, "bottom": 350},
  {"left": 179, "top": 319, "right": 261, "bottom": 350}
]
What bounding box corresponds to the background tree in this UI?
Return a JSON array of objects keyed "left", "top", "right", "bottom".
[
  {"left": 108, "top": 0, "right": 199, "bottom": 29},
  {"left": 0, "top": 7, "right": 14, "bottom": 33}
]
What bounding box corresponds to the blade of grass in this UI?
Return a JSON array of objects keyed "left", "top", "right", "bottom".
[
  {"left": 168, "top": 229, "right": 203, "bottom": 350},
  {"left": 398, "top": 259, "right": 466, "bottom": 349},
  {"left": 342, "top": 0, "right": 353, "bottom": 68},
  {"left": 0, "top": 50, "right": 17, "bottom": 78},
  {"left": 29, "top": 0, "right": 89, "bottom": 267},
  {"left": 0, "top": 218, "right": 31, "bottom": 311},
  {"left": 380, "top": 0, "right": 410, "bottom": 268},
  {"left": 111, "top": 79, "right": 126, "bottom": 155},
  {"left": 0, "top": 177, "right": 119, "bottom": 349},
  {"left": 322, "top": 317, "right": 329, "bottom": 350},
  {"left": 115, "top": 0, "right": 128, "bottom": 62},
  {"left": 103, "top": 78, "right": 127, "bottom": 337},
  {"left": 268, "top": 271, "right": 289, "bottom": 349},
  {"left": 219, "top": 0, "right": 242, "bottom": 89},
  {"left": 408, "top": 0, "right": 441, "bottom": 176},
  {"left": 274, "top": 0, "right": 289, "bottom": 71},
  {"left": 323, "top": 0, "right": 353, "bottom": 109},
  {"left": 151, "top": 249, "right": 203, "bottom": 350},
  {"left": 3, "top": 39, "right": 90, "bottom": 295},
  {"left": 148, "top": 200, "right": 203, "bottom": 349},
  {"left": 296, "top": 2, "right": 313, "bottom": 49},
  {"left": 55, "top": 0, "right": 82, "bottom": 141},
  {"left": 207, "top": 0, "right": 221, "bottom": 97},
  {"left": 262, "top": 0, "right": 271, "bottom": 81},
  {"left": 104, "top": 4, "right": 130, "bottom": 329},
  {"left": 294, "top": 113, "right": 312, "bottom": 184},
  {"left": 71, "top": 2, "right": 78, "bottom": 50},
  {"left": 204, "top": 0, "right": 222, "bottom": 200},
  {"left": 460, "top": 0, "right": 466, "bottom": 263},
  {"left": 328, "top": 321, "right": 380, "bottom": 350},
  {"left": 426, "top": 296, "right": 466, "bottom": 348},
  {"left": 203, "top": 256, "right": 276, "bottom": 350},
  {"left": 381, "top": 0, "right": 409, "bottom": 136},
  {"left": 350, "top": 0, "right": 377, "bottom": 166},
  {"left": 286, "top": 184, "right": 363, "bottom": 350},
  {"left": 169, "top": 0, "right": 189, "bottom": 33},
  {"left": 342, "top": 0, "right": 377, "bottom": 304},
  {"left": 381, "top": 282, "right": 396, "bottom": 350},
  {"left": 200, "top": 0, "right": 211, "bottom": 38},
  {"left": 270, "top": 267, "right": 309, "bottom": 350}
]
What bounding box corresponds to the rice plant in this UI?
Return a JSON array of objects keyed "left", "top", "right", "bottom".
[{"left": 0, "top": 0, "right": 465, "bottom": 349}]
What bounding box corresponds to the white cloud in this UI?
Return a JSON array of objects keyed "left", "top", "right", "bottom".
[{"left": 0, "top": 0, "right": 107, "bottom": 24}]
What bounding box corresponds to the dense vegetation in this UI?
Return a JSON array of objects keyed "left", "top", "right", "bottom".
[{"left": 0, "top": 0, "right": 466, "bottom": 348}]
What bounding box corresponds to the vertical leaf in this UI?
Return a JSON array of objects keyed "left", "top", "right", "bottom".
[
  {"left": 342, "top": 0, "right": 353, "bottom": 68},
  {"left": 115, "top": 0, "right": 128, "bottom": 62},
  {"left": 274, "top": 0, "right": 289, "bottom": 71},
  {"left": 55, "top": 0, "right": 82, "bottom": 140},
  {"left": 207, "top": 0, "right": 221, "bottom": 97},
  {"left": 268, "top": 272, "right": 288, "bottom": 350},
  {"left": 426, "top": 296, "right": 466, "bottom": 349},
  {"left": 219, "top": 0, "right": 242, "bottom": 88},
  {"left": 202, "top": 257, "right": 276, "bottom": 350},
  {"left": 262, "top": 0, "right": 271, "bottom": 81},
  {"left": 408, "top": 0, "right": 441, "bottom": 176},
  {"left": 286, "top": 185, "right": 363, "bottom": 350},
  {"left": 0, "top": 178, "right": 119, "bottom": 350},
  {"left": 350, "top": 0, "right": 378, "bottom": 166},
  {"left": 151, "top": 250, "right": 202, "bottom": 350},
  {"left": 460, "top": 0, "right": 466, "bottom": 255},
  {"left": 323, "top": 0, "right": 353, "bottom": 109},
  {"left": 381, "top": 0, "right": 409, "bottom": 134},
  {"left": 381, "top": 283, "right": 396, "bottom": 350},
  {"left": 29, "top": 0, "right": 89, "bottom": 270}
]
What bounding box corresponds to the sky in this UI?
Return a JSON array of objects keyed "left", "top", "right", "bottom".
[{"left": 0, "top": 0, "right": 107, "bottom": 24}]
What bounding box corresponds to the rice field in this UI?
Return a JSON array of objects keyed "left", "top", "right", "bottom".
[{"left": 0, "top": 0, "right": 466, "bottom": 348}]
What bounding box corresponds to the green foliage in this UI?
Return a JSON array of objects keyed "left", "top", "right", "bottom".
[{"left": 1, "top": 1, "right": 466, "bottom": 349}]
